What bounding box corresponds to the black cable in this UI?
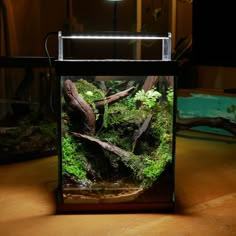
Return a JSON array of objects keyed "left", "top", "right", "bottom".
[
  {"left": 44, "top": 31, "right": 58, "bottom": 69},
  {"left": 44, "top": 32, "right": 58, "bottom": 114}
]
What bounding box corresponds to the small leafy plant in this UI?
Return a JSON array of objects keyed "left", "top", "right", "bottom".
[
  {"left": 166, "top": 87, "right": 174, "bottom": 108},
  {"left": 134, "top": 87, "right": 162, "bottom": 109}
]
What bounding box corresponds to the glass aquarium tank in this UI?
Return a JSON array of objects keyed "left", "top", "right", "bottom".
[
  {"left": 0, "top": 57, "right": 57, "bottom": 163},
  {"left": 55, "top": 32, "right": 177, "bottom": 212}
]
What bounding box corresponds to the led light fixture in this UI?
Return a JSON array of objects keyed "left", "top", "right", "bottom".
[
  {"left": 59, "top": 32, "right": 171, "bottom": 40},
  {"left": 58, "top": 32, "right": 172, "bottom": 61},
  {"left": 60, "top": 35, "right": 169, "bottom": 40}
]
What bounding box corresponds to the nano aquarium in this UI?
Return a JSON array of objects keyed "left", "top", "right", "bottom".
[
  {"left": 0, "top": 58, "right": 57, "bottom": 163},
  {"left": 55, "top": 32, "right": 177, "bottom": 212}
]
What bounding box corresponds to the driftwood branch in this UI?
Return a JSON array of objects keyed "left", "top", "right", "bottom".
[
  {"left": 132, "top": 115, "right": 152, "bottom": 151},
  {"left": 72, "top": 132, "right": 130, "bottom": 159},
  {"left": 177, "top": 117, "right": 236, "bottom": 136},
  {"left": 142, "top": 76, "right": 159, "bottom": 92},
  {"left": 95, "top": 86, "right": 135, "bottom": 109},
  {"left": 63, "top": 79, "right": 96, "bottom": 135},
  {"left": 105, "top": 81, "right": 128, "bottom": 96}
]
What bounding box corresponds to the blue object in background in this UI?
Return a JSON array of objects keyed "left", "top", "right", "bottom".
[{"left": 178, "top": 93, "right": 236, "bottom": 136}]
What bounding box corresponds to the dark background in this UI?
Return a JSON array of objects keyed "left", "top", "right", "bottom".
[{"left": 192, "top": 0, "right": 236, "bottom": 67}]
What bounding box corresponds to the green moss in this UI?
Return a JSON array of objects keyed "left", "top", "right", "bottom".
[
  {"left": 75, "top": 79, "right": 105, "bottom": 104},
  {"left": 98, "top": 102, "right": 149, "bottom": 152},
  {"left": 62, "top": 79, "right": 174, "bottom": 189},
  {"left": 107, "top": 102, "right": 149, "bottom": 127},
  {"left": 102, "top": 102, "right": 109, "bottom": 128},
  {"left": 75, "top": 79, "right": 106, "bottom": 120},
  {"left": 98, "top": 128, "right": 132, "bottom": 151},
  {"left": 0, "top": 122, "right": 57, "bottom": 148},
  {"left": 142, "top": 141, "right": 172, "bottom": 187},
  {"left": 151, "top": 107, "right": 172, "bottom": 141},
  {"left": 39, "top": 123, "right": 57, "bottom": 141},
  {"left": 98, "top": 94, "right": 173, "bottom": 188},
  {"left": 166, "top": 87, "right": 174, "bottom": 108},
  {"left": 62, "top": 136, "right": 87, "bottom": 180}
]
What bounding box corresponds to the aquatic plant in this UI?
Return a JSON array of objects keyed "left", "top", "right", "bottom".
[
  {"left": 39, "top": 123, "right": 57, "bottom": 142},
  {"left": 75, "top": 79, "right": 105, "bottom": 102},
  {"left": 62, "top": 136, "right": 87, "bottom": 181},
  {"left": 134, "top": 87, "right": 162, "bottom": 109},
  {"left": 62, "top": 78, "right": 174, "bottom": 193},
  {"left": 99, "top": 102, "right": 107, "bottom": 128},
  {"left": 166, "top": 87, "right": 174, "bottom": 108},
  {"left": 142, "top": 141, "right": 172, "bottom": 186},
  {"left": 75, "top": 79, "right": 106, "bottom": 121},
  {"left": 140, "top": 106, "right": 173, "bottom": 187},
  {"left": 106, "top": 103, "right": 148, "bottom": 127}
]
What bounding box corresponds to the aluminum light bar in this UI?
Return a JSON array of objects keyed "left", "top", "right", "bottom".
[
  {"left": 57, "top": 31, "right": 171, "bottom": 61},
  {"left": 61, "top": 35, "right": 169, "bottom": 40}
]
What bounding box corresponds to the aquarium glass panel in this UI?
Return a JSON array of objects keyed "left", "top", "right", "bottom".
[
  {"left": 0, "top": 67, "right": 57, "bottom": 163},
  {"left": 60, "top": 75, "right": 175, "bottom": 206}
]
